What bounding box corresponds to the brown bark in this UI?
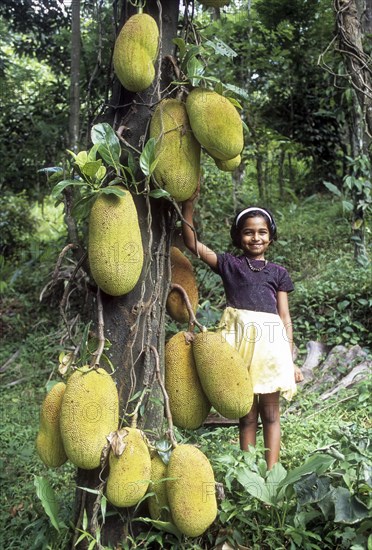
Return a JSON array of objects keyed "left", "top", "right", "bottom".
[{"left": 69, "top": 0, "right": 81, "bottom": 152}]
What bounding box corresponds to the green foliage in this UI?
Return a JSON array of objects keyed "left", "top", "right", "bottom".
[{"left": 0, "top": 192, "right": 37, "bottom": 257}]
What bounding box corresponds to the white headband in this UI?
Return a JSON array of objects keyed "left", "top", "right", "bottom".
[{"left": 236, "top": 207, "right": 273, "bottom": 227}]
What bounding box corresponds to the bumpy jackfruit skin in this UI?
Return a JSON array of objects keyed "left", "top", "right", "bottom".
[
  {"left": 166, "top": 247, "right": 199, "bottom": 323},
  {"left": 192, "top": 331, "right": 254, "bottom": 419},
  {"left": 60, "top": 366, "right": 119, "bottom": 470},
  {"left": 165, "top": 332, "right": 211, "bottom": 429},
  {"left": 113, "top": 14, "right": 159, "bottom": 92},
  {"left": 150, "top": 99, "right": 201, "bottom": 201},
  {"left": 198, "top": 0, "right": 230, "bottom": 6},
  {"left": 166, "top": 444, "right": 217, "bottom": 537},
  {"left": 106, "top": 428, "right": 152, "bottom": 508},
  {"left": 215, "top": 154, "right": 241, "bottom": 172},
  {"left": 88, "top": 186, "right": 143, "bottom": 296},
  {"left": 148, "top": 453, "right": 171, "bottom": 521},
  {"left": 36, "top": 382, "right": 67, "bottom": 468},
  {"left": 186, "top": 88, "right": 244, "bottom": 161}
]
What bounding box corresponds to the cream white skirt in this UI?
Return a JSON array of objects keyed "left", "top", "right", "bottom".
[{"left": 218, "top": 307, "right": 296, "bottom": 401}]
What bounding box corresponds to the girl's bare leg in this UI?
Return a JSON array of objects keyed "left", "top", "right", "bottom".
[
  {"left": 259, "top": 392, "right": 280, "bottom": 469},
  {"left": 239, "top": 395, "right": 258, "bottom": 450}
]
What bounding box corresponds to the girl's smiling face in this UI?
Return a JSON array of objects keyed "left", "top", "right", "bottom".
[{"left": 239, "top": 216, "right": 271, "bottom": 259}]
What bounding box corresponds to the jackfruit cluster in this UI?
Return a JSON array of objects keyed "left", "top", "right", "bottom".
[
  {"left": 113, "top": 13, "right": 159, "bottom": 92},
  {"left": 149, "top": 99, "right": 201, "bottom": 202},
  {"left": 166, "top": 444, "right": 217, "bottom": 537},
  {"left": 186, "top": 87, "right": 244, "bottom": 162},
  {"left": 166, "top": 247, "right": 198, "bottom": 323},
  {"left": 192, "top": 331, "right": 254, "bottom": 419},
  {"left": 106, "top": 428, "right": 152, "bottom": 507},
  {"left": 60, "top": 366, "right": 119, "bottom": 470},
  {"left": 165, "top": 331, "right": 211, "bottom": 429},
  {"left": 88, "top": 186, "right": 144, "bottom": 296},
  {"left": 36, "top": 382, "right": 68, "bottom": 468}
]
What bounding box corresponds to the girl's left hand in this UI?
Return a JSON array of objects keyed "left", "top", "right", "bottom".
[{"left": 294, "top": 365, "right": 304, "bottom": 383}]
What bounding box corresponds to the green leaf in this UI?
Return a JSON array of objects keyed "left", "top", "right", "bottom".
[
  {"left": 172, "top": 37, "right": 186, "bottom": 59},
  {"left": 140, "top": 138, "right": 158, "bottom": 176},
  {"left": 266, "top": 462, "right": 287, "bottom": 502},
  {"left": 226, "top": 96, "right": 243, "bottom": 110},
  {"left": 187, "top": 57, "right": 205, "bottom": 86},
  {"left": 204, "top": 38, "right": 237, "bottom": 58},
  {"left": 149, "top": 188, "right": 171, "bottom": 199},
  {"left": 235, "top": 468, "right": 273, "bottom": 505},
  {"left": 223, "top": 83, "right": 250, "bottom": 100},
  {"left": 91, "top": 123, "right": 121, "bottom": 169},
  {"left": 333, "top": 487, "right": 370, "bottom": 524},
  {"left": 51, "top": 179, "right": 86, "bottom": 199},
  {"left": 278, "top": 454, "right": 336, "bottom": 489},
  {"left": 136, "top": 517, "right": 182, "bottom": 538},
  {"left": 100, "top": 186, "right": 126, "bottom": 197},
  {"left": 323, "top": 180, "right": 342, "bottom": 197},
  {"left": 342, "top": 200, "right": 353, "bottom": 212},
  {"left": 81, "top": 160, "right": 103, "bottom": 178},
  {"left": 34, "top": 476, "right": 62, "bottom": 532}
]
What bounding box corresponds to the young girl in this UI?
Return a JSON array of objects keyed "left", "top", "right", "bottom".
[{"left": 182, "top": 197, "right": 303, "bottom": 469}]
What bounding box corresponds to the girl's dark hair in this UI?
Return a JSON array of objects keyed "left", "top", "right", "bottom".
[{"left": 230, "top": 207, "right": 277, "bottom": 248}]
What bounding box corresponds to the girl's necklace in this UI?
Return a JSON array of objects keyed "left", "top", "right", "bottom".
[{"left": 246, "top": 257, "right": 268, "bottom": 272}]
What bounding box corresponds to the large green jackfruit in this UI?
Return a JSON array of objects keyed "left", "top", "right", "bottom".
[
  {"left": 166, "top": 444, "right": 217, "bottom": 537},
  {"left": 60, "top": 366, "right": 119, "bottom": 470},
  {"left": 36, "top": 382, "right": 67, "bottom": 468},
  {"left": 106, "top": 428, "right": 152, "bottom": 507},
  {"left": 166, "top": 247, "right": 198, "bottom": 323},
  {"left": 215, "top": 154, "right": 241, "bottom": 172},
  {"left": 113, "top": 13, "right": 159, "bottom": 92},
  {"left": 88, "top": 186, "right": 143, "bottom": 296},
  {"left": 149, "top": 99, "right": 201, "bottom": 201},
  {"left": 186, "top": 88, "right": 244, "bottom": 161},
  {"left": 165, "top": 332, "right": 210, "bottom": 429},
  {"left": 192, "top": 331, "right": 254, "bottom": 419},
  {"left": 147, "top": 453, "right": 171, "bottom": 521}
]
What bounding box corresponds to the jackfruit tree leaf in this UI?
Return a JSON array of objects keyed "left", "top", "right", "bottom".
[
  {"left": 100, "top": 186, "right": 126, "bottom": 197},
  {"left": 81, "top": 160, "right": 103, "bottom": 178},
  {"left": 226, "top": 97, "right": 243, "bottom": 110},
  {"left": 71, "top": 193, "right": 97, "bottom": 220},
  {"left": 204, "top": 38, "right": 238, "bottom": 58},
  {"left": 181, "top": 45, "right": 202, "bottom": 72},
  {"left": 187, "top": 57, "right": 204, "bottom": 86},
  {"left": 223, "top": 83, "right": 250, "bottom": 100},
  {"left": 34, "top": 476, "right": 63, "bottom": 532},
  {"left": 140, "top": 138, "right": 157, "bottom": 176},
  {"left": 149, "top": 189, "right": 171, "bottom": 199},
  {"left": 172, "top": 37, "right": 186, "bottom": 60},
  {"left": 51, "top": 179, "right": 85, "bottom": 199},
  {"left": 91, "top": 123, "right": 121, "bottom": 170}
]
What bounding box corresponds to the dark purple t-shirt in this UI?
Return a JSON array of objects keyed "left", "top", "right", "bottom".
[{"left": 215, "top": 253, "right": 294, "bottom": 314}]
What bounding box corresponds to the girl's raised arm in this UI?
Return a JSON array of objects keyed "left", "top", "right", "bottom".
[{"left": 182, "top": 198, "right": 218, "bottom": 270}]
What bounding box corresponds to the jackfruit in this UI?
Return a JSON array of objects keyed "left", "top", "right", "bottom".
[
  {"left": 60, "top": 366, "right": 119, "bottom": 470},
  {"left": 165, "top": 332, "right": 211, "bottom": 429},
  {"left": 166, "top": 247, "right": 198, "bottom": 323},
  {"left": 166, "top": 444, "right": 217, "bottom": 537},
  {"left": 186, "top": 88, "right": 244, "bottom": 161},
  {"left": 147, "top": 453, "right": 171, "bottom": 521},
  {"left": 198, "top": 0, "right": 230, "bottom": 6},
  {"left": 113, "top": 13, "right": 159, "bottom": 92},
  {"left": 88, "top": 186, "right": 143, "bottom": 296},
  {"left": 215, "top": 154, "right": 241, "bottom": 172},
  {"left": 192, "top": 331, "right": 254, "bottom": 419},
  {"left": 149, "top": 99, "right": 201, "bottom": 201},
  {"left": 36, "top": 382, "right": 67, "bottom": 468},
  {"left": 106, "top": 428, "right": 152, "bottom": 508}
]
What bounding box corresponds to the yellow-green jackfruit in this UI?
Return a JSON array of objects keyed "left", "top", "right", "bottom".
[
  {"left": 149, "top": 99, "right": 201, "bottom": 202},
  {"left": 165, "top": 332, "right": 211, "bottom": 429},
  {"left": 186, "top": 88, "right": 244, "bottom": 161},
  {"left": 166, "top": 247, "right": 198, "bottom": 323},
  {"left": 106, "top": 428, "right": 152, "bottom": 508},
  {"left": 60, "top": 366, "right": 119, "bottom": 470},
  {"left": 113, "top": 13, "right": 159, "bottom": 92},
  {"left": 147, "top": 453, "right": 171, "bottom": 521},
  {"left": 36, "top": 382, "right": 67, "bottom": 468},
  {"left": 166, "top": 444, "right": 217, "bottom": 537},
  {"left": 192, "top": 331, "right": 254, "bottom": 419},
  {"left": 88, "top": 186, "right": 143, "bottom": 296},
  {"left": 215, "top": 154, "right": 241, "bottom": 172}
]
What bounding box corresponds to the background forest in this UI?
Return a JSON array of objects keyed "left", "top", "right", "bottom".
[{"left": 0, "top": 0, "right": 371, "bottom": 549}]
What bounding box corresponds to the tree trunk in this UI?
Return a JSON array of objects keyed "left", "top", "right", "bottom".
[
  {"left": 72, "top": 1, "right": 180, "bottom": 547},
  {"left": 69, "top": 0, "right": 81, "bottom": 152}
]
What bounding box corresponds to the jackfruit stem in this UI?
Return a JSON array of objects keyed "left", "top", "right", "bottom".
[
  {"left": 149, "top": 345, "right": 178, "bottom": 449},
  {"left": 90, "top": 288, "right": 105, "bottom": 369},
  {"left": 170, "top": 283, "right": 205, "bottom": 333}
]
